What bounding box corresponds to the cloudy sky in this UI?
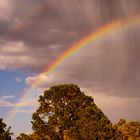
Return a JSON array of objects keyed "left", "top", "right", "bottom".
[{"left": 0, "top": 0, "right": 140, "bottom": 138}]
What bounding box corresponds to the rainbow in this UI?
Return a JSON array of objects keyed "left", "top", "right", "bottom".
[{"left": 6, "top": 15, "right": 140, "bottom": 123}]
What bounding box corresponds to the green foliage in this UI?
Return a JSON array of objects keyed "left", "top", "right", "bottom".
[
  {"left": 71, "top": 106, "right": 116, "bottom": 140},
  {"left": 0, "top": 118, "right": 13, "bottom": 140},
  {"left": 29, "top": 132, "right": 44, "bottom": 140},
  {"left": 114, "top": 119, "right": 140, "bottom": 140},
  {"left": 31, "top": 84, "right": 116, "bottom": 140},
  {"left": 16, "top": 133, "right": 32, "bottom": 140},
  {"left": 16, "top": 133, "right": 44, "bottom": 140}
]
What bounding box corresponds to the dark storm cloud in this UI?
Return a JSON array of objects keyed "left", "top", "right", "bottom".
[
  {"left": 7, "top": 0, "right": 140, "bottom": 44},
  {"left": 26, "top": 24, "right": 140, "bottom": 98},
  {"left": 60, "top": 25, "right": 140, "bottom": 98},
  {"left": 0, "top": 0, "right": 140, "bottom": 98}
]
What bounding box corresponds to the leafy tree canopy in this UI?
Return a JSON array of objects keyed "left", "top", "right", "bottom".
[
  {"left": 114, "top": 119, "right": 140, "bottom": 140},
  {"left": 0, "top": 118, "right": 13, "bottom": 140},
  {"left": 16, "top": 133, "right": 32, "bottom": 140},
  {"left": 31, "top": 84, "right": 116, "bottom": 140}
]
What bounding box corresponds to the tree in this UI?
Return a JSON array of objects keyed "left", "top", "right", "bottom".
[
  {"left": 29, "top": 132, "right": 43, "bottom": 140},
  {"left": 16, "top": 133, "right": 32, "bottom": 140},
  {"left": 114, "top": 119, "right": 140, "bottom": 140},
  {"left": 32, "top": 84, "right": 116, "bottom": 140},
  {"left": 0, "top": 118, "right": 13, "bottom": 140}
]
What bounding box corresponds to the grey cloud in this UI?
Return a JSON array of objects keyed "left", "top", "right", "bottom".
[
  {"left": 0, "top": 0, "right": 140, "bottom": 97},
  {"left": 1, "top": 1, "right": 140, "bottom": 52},
  {"left": 59, "top": 25, "right": 140, "bottom": 98},
  {"left": 0, "top": 94, "right": 38, "bottom": 108},
  {"left": 0, "top": 95, "right": 14, "bottom": 100},
  {"left": 0, "top": 0, "right": 14, "bottom": 21},
  {"left": 91, "top": 93, "right": 140, "bottom": 122},
  {"left": 0, "top": 41, "right": 53, "bottom": 71},
  {"left": 26, "top": 24, "right": 140, "bottom": 98}
]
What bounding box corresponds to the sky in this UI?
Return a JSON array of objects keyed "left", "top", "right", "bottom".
[{"left": 0, "top": 0, "right": 140, "bottom": 138}]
